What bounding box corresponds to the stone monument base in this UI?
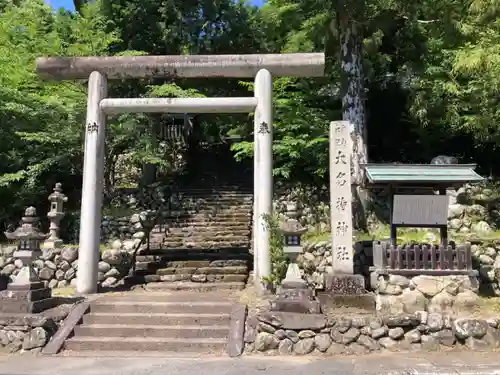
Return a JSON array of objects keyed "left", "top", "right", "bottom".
[
  {"left": 318, "top": 273, "right": 375, "bottom": 313},
  {"left": 0, "top": 282, "right": 56, "bottom": 314},
  {"left": 269, "top": 282, "right": 321, "bottom": 314}
]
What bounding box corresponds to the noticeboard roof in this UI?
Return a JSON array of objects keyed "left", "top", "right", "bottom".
[{"left": 362, "top": 164, "right": 484, "bottom": 185}]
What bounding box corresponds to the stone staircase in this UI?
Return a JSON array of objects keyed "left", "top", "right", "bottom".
[
  {"left": 63, "top": 291, "right": 234, "bottom": 353},
  {"left": 130, "top": 186, "right": 253, "bottom": 290}
]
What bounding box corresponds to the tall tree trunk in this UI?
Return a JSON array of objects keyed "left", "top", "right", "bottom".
[
  {"left": 335, "top": 3, "right": 369, "bottom": 230},
  {"left": 337, "top": 12, "right": 368, "bottom": 185}
]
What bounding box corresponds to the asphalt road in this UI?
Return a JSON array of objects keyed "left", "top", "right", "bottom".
[{"left": 2, "top": 351, "right": 500, "bottom": 375}]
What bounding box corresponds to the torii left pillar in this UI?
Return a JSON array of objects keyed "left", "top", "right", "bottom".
[{"left": 77, "top": 71, "right": 107, "bottom": 294}]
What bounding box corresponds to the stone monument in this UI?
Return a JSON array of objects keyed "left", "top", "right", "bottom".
[
  {"left": 319, "top": 121, "right": 374, "bottom": 311},
  {"left": 269, "top": 201, "right": 321, "bottom": 313},
  {"left": 1, "top": 207, "right": 55, "bottom": 313},
  {"left": 44, "top": 183, "right": 67, "bottom": 249}
]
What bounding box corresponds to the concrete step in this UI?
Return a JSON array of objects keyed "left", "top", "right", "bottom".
[
  {"left": 83, "top": 312, "right": 230, "bottom": 326},
  {"left": 90, "top": 300, "right": 233, "bottom": 314},
  {"left": 74, "top": 324, "right": 229, "bottom": 339},
  {"left": 144, "top": 281, "right": 245, "bottom": 292},
  {"left": 64, "top": 336, "right": 227, "bottom": 352}
]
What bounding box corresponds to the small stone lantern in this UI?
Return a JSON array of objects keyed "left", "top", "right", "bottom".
[
  {"left": 279, "top": 202, "right": 308, "bottom": 289},
  {"left": 5, "top": 207, "right": 47, "bottom": 286},
  {"left": 45, "top": 183, "right": 67, "bottom": 248},
  {"left": 2, "top": 207, "right": 54, "bottom": 313},
  {"left": 269, "top": 201, "right": 321, "bottom": 314}
]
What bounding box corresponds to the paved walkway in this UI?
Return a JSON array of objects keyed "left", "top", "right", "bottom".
[{"left": 1, "top": 351, "right": 500, "bottom": 375}]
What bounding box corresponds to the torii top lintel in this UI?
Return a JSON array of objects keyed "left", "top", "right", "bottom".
[{"left": 35, "top": 53, "right": 325, "bottom": 80}]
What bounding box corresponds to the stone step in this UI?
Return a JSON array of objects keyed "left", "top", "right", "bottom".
[
  {"left": 153, "top": 220, "right": 251, "bottom": 229},
  {"left": 144, "top": 281, "right": 245, "bottom": 292},
  {"left": 156, "top": 242, "right": 250, "bottom": 250},
  {"left": 74, "top": 324, "right": 230, "bottom": 339},
  {"left": 160, "top": 208, "right": 252, "bottom": 216},
  {"left": 160, "top": 235, "right": 250, "bottom": 242},
  {"left": 167, "top": 204, "right": 251, "bottom": 211},
  {"left": 83, "top": 312, "right": 231, "bottom": 326},
  {"left": 178, "top": 190, "right": 252, "bottom": 196},
  {"left": 135, "top": 256, "right": 249, "bottom": 265},
  {"left": 162, "top": 214, "right": 252, "bottom": 223},
  {"left": 158, "top": 222, "right": 251, "bottom": 228},
  {"left": 156, "top": 265, "right": 247, "bottom": 275},
  {"left": 64, "top": 336, "right": 227, "bottom": 352},
  {"left": 95, "top": 291, "right": 239, "bottom": 302},
  {"left": 151, "top": 224, "right": 250, "bottom": 233},
  {"left": 164, "top": 228, "right": 251, "bottom": 236},
  {"left": 90, "top": 301, "right": 233, "bottom": 314},
  {"left": 157, "top": 274, "right": 247, "bottom": 283},
  {"left": 167, "top": 201, "right": 253, "bottom": 207}
]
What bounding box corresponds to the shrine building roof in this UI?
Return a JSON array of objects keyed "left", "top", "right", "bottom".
[{"left": 362, "top": 164, "right": 484, "bottom": 185}]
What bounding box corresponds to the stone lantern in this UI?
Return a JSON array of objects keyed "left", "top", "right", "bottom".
[
  {"left": 45, "top": 183, "right": 67, "bottom": 249},
  {"left": 279, "top": 202, "right": 308, "bottom": 289},
  {"left": 269, "top": 201, "right": 321, "bottom": 314},
  {"left": 1, "top": 207, "right": 54, "bottom": 313}
]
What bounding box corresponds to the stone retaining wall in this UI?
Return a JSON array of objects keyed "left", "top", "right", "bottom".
[
  {"left": 0, "top": 304, "right": 72, "bottom": 354},
  {"left": 0, "top": 246, "right": 132, "bottom": 289},
  {"left": 244, "top": 311, "right": 500, "bottom": 355},
  {"left": 373, "top": 275, "right": 480, "bottom": 314},
  {"left": 276, "top": 182, "right": 500, "bottom": 233},
  {"left": 298, "top": 239, "right": 500, "bottom": 295}
]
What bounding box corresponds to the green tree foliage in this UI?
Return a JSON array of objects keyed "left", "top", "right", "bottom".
[
  {"left": 0, "top": 0, "right": 117, "bottom": 228},
  {"left": 1, "top": 0, "right": 500, "bottom": 231}
]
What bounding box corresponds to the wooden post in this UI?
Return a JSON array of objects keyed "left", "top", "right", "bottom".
[
  {"left": 388, "top": 185, "right": 397, "bottom": 246},
  {"left": 438, "top": 186, "right": 448, "bottom": 247}
]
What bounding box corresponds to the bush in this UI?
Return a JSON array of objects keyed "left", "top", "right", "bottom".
[{"left": 261, "top": 213, "right": 288, "bottom": 289}]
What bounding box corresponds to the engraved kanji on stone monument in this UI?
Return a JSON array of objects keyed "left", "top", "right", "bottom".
[{"left": 329, "top": 121, "right": 353, "bottom": 274}]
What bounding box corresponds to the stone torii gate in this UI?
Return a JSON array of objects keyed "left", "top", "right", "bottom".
[{"left": 36, "top": 53, "right": 325, "bottom": 294}]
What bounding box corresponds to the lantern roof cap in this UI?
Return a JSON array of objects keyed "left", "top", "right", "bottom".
[
  {"left": 279, "top": 201, "right": 307, "bottom": 235},
  {"left": 279, "top": 219, "right": 308, "bottom": 236},
  {"left": 4, "top": 207, "right": 48, "bottom": 241},
  {"left": 48, "top": 183, "right": 68, "bottom": 202}
]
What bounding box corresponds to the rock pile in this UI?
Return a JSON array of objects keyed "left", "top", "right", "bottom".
[
  {"left": 447, "top": 184, "right": 499, "bottom": 234},
  {"left": 244, "top": 311, "right": 500, "bottom": 355},
  {"left": 0, "top": 246, "right": 132, "bottom": 289},
  {"left": 298, "top": 239, "right": 500, "bottom": 294}
]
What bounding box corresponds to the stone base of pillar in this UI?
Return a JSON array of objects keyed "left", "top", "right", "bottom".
[
  {"left": 317, "top": 273, "right": 375, "bottom": 314},
  {"left": 0, "top": 282, "right": 55, "bottom": 314},
  {"left": 269, "top": 283, "right": 321, "bottom": 314}
]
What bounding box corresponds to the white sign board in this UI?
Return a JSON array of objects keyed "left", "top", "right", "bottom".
[{"left": 392, "top": 195, "right": 448, "bottom": 226}]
